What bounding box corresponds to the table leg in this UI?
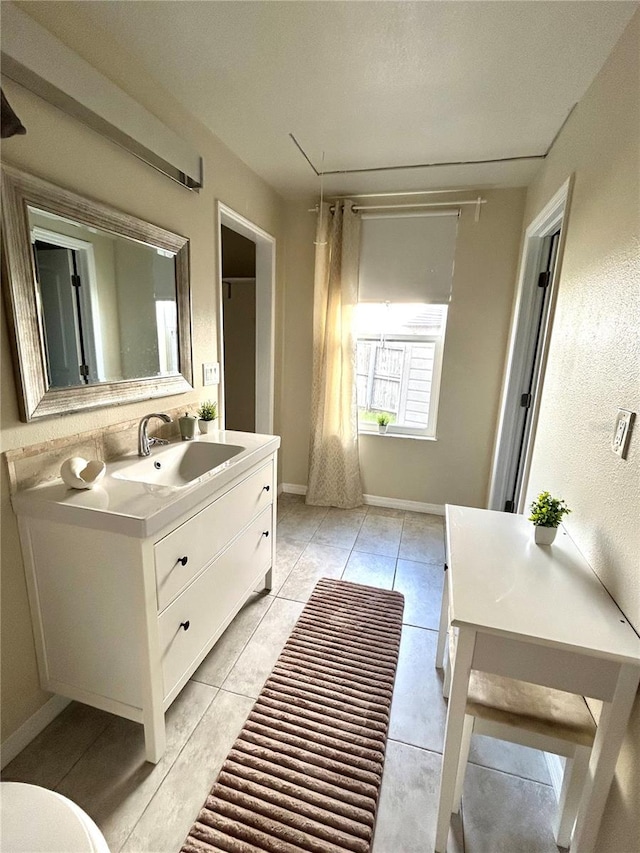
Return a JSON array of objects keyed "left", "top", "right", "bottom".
[
  {"left": 434, "top": 626, "right": 476, "bottom": 853},
  {"left": 554, "top": 746, "right": 590, "bottom": 847},
  {"left": 571, "top": 664, "right": 640, "bottom": 853},
  {"left": 443, "top": 646, "right": 452, "bottom": 699},
  {"left": 435, "top": 565, "right": 449, "bottom": 670},
  {"left": 452, "top": 714, "right": 474, "bottom": 814}
]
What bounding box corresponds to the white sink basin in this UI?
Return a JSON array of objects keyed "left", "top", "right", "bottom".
[{"left": 112, "top": 441, "right": 246, "bottom": 488}]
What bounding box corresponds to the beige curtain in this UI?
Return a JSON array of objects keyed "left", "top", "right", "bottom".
[{"left": 306, "top": 201, "right": 363, "bottom": 508}]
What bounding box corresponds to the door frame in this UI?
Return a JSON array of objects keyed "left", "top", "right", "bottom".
[
  {"left": 488, "top": 176, "right": 573, "bottom": 512},
  {"left": 216, "top": 202, "right": 276, "bottom": 434}
]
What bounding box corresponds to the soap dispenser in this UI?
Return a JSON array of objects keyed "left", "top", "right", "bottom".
[{"left": 179, "top": 412, "right": 197, "bottom": 441}]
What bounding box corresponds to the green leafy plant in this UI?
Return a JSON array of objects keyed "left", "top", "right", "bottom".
[
  {"left": 376, "top": 412, "right": 391, "bottom": 427},
  {"left": 528, "top": 491, "right": 571, "bottom": 528},
  {"left": 197, "top": 400, "right": 218, "bottom": 422}
]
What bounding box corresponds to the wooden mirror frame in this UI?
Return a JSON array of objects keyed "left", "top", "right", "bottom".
[{"left": 1, "top": 165, "right": 193, "bottom": 421}]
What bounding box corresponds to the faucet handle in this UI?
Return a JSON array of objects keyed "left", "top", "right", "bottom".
[{"left": 149, "top": 437, "right": 169, "bottom": 447}]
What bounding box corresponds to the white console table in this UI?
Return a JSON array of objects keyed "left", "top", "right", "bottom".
[{"left": 435, "top": 505, "right": 640, "bottom": 853}]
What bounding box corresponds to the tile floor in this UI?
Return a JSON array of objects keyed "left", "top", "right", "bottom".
[{"left": 3, "top": 495, "right": 562, "bottom": 852}]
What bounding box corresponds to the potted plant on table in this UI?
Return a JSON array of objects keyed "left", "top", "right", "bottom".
[
  {"left": 197, "top": 400, "right": 218, "bottom": 434},
  {"left": 376, "top": 412, "right": 391, "bottom": 434},
  {"left": 528, "top": 491, "right": 571, "bottom": 545}
]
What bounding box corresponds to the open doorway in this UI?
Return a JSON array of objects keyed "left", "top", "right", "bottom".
[
  {"left": 217, "top": 204, "right": 275, "bottom": 435},
  {"left": 489, "top": 177, "right": 572, "bottom": 513},
  {"left": 221, "top": 227, "right": 256, "bottom": 431}
]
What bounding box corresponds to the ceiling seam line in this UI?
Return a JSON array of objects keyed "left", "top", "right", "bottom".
[
  {"left": 322, "top": 155, "right": 546, "bottom": 175},
  {"left": 545, "top": 103, "right": 577, "bottom": 156},
  {"left": 288, "top": 134, "right": 546, "bottom": 176},
  {"left": 289, "top": 133, "right": 320, "bottom": 176}
]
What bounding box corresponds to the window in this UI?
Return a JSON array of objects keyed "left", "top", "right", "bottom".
[
  {"left": 356, "top": 209, "right": 457, "bottom": 438},
  {"left": 355, "top": 303, "right": 448, "bottom": 437}
]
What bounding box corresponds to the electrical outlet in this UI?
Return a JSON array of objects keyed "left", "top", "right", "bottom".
[
  {"left": 203, "top": 362, "right": 220, "bottom": 386},
  {"left": 612, "top": 409, "right": 634, "bottom": 458}
]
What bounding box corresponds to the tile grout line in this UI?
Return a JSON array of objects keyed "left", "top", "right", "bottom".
[
  {"left": 387, "top": 511, "right": 408, "bottom": 594},
  {"left": 189, "top": 592, "right": 276, "bottom": 692},
  {"left": 51, "top": 713, "right": 113, "bottom": 795},
  {"left": 216, "top": 593, "right": 285, "bottom": 694},
  {"left": 465, "top": 757, "right": 554, "bottom": 788},
  {"left": 212, "top": 686, "right": 261, "bottom": 702},
  {"left": 402, "top": 622, "right": 439, "bottom": 633},
  {"left": 385, "top": 736, "right": 554, "bottom": 789},
  {"left": 118, "top": 686, "right": 221, "bottom": 853}
]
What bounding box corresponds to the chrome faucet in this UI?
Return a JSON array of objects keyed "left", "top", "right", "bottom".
[{"left": 138, "top": 413, "right": 172, "bottom": 457}]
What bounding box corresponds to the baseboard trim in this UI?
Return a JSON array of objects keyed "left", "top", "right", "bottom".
[
  {"left": 280, "top": 484, "right": 445, "bottom": 516},
  {"left": 0, "top": 694, "right": 70, "bottom": 769},
  {"left": 545, "top": 752, "right": 564, "bottom": 800},
  {"left": 281, "top": 483, "right": 307, "bottom": 495},
  {"left": 363, "top": 494, "right": 445, "bottom": 515}
]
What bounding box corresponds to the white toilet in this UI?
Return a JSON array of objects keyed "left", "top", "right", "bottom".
[{"left": 0, "top": 782, "right": 110, "bottom": 852}]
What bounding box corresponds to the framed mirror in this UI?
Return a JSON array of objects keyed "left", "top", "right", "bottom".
[{"left": 1, "top": 165, "right": 192, "bottom": 421}]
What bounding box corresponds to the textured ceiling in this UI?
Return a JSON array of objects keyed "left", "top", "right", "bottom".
[{"left": 22, "top": 1, "right": 639, "bottom": 197}]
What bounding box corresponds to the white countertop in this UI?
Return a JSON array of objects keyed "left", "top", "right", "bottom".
[
  {"left": 445, "top": 504, "right": 640, "bottom": 666},
  {"left": 12, "top": 430, "right": 280, "bottom": 539}
]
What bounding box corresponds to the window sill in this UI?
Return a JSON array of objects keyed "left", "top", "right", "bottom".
[{"left": 358, "top": 430, "right": 437, "bottom": 442}]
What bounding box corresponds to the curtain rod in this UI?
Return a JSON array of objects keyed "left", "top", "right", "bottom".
[
  {"left": 331, "top": 188, "right": 486, "bottom": 199},
  {"left": 308, "top": 197, "right": 487, "bottom": 221}
]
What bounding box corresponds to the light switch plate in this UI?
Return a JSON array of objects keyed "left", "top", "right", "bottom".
[
  {"left": 612, "top": 409, "right": 634, "bottom": 458},
  {"left": 203, "top": 362, "right": 219, "bottom": 386}
]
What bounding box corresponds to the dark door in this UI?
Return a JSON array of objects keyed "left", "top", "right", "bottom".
[
  {"left": 504, "top": 230, "right": 561, "bottom": 512},
  {"left": 34, "top": 241, "right": 89, "bottom": 387}
]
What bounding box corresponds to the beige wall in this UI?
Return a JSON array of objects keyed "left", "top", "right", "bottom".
[
  {"left": 1, "top": 3, "right": 284, "bottom": 742},
  {"left": 279, "top": 202, "right": 317, "bottom": 484},
  {"left": 280, "top": 190, "right": 526, "bottom": 506},
  {"left": 521, "top": 12, "right": 639, "bottom": 851},
  {"left": 114, "top": 240, "right": 161, "bottom": 379}
]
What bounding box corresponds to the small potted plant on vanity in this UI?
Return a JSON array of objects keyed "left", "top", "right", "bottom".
[
  {"left": 528, "top": 491, "right": 571, "bottom": 545},
  {"left": 376, "top": 412, "right": 391, "bottom": 434},
  {"left": 197, "top": 400, "right": 218, "bottom": 435}
]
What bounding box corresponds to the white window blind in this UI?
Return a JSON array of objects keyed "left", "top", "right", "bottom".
[{"left": 358, "top": 211, "right": 458, "bottom": 303}]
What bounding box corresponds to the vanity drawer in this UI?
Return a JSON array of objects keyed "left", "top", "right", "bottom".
[
  {"left": 158, "top": 507, "right": 272, "bottom": 699},
  {"left": 154, "top": 460, "right": 273, "bottom": 611}
]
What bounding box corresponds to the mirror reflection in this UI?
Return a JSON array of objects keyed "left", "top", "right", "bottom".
[
  {"left": 29, "top": 207, "right": 179, "bottom": 388},
  {"left": 2, "top": 164, "right": 192, "bottom": 421}
]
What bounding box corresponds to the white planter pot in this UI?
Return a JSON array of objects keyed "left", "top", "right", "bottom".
[
  {"left": 378, "top": 425, "right": 388, "bottom": 434},
  {"left": 534, "top": 525, "right": 558, "bottom": 545},
  {"left": 198, "top": 419, "right": 216, "bottom": 434}
]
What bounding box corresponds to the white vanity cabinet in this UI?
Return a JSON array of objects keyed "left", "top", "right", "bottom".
[{"left": 15, "top": 444, "right": 278, "bottom": 763}]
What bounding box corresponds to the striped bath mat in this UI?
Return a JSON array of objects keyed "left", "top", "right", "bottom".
[{"left": 181, "top": 577, "right": 404, "bottom": 853}]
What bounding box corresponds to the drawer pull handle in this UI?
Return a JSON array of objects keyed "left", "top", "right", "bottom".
[
  {"left": 262, "top": 485, "right": 270, "bottom": 492},
  {"left": 180, "top": 620, "right": 190, "bottom": 631},
  {"left": 177, "top": 556, "right": 189, "bottom": 566},
  {"left": 262, "top": 530, "right": 270, "bottom": 538}
]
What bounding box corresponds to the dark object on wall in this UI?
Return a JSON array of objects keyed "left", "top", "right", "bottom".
[{"left": 1, "top": 89, "right": 27, "bottom": 138}]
